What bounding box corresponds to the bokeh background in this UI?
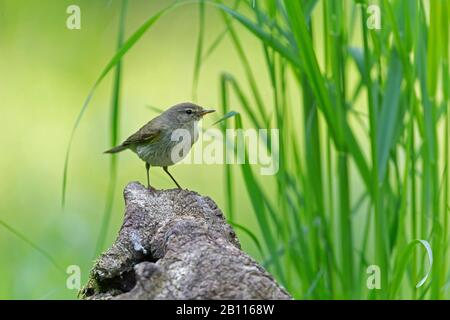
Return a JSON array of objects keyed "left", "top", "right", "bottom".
[
  {"left": 0, "top": 0, "right": 449, "bottom": 299},
  {"left": 0, "top": 0, "right": 269, "bottom": 299}
]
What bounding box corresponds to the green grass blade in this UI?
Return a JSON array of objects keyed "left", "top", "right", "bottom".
[
  {"left": 389, "top": 239, "right": 433, "bottom": 298},
  {"left": 145, "top": 104, "right": 164, "bottom": 113},
  {"left": 220, "top": 73, "right": 263, "bottom": 128},
  {"left": 427, "top": 0, "right": 442, "bottom": 99},
  {"left": 219, "top": 4, "right": 269, "bottom": 125},
  {"left": 61, "top": 3, "right": 177, "bottom": 208},
  {"left": 202, "top": 0, "right": 240, "bottom": 61},
  {"left": 94, "top": 0, "right": 128, "bottom": 257},
  {"left": 219, "top": 74, "right": 234, "bottom": 220},
  {"left": 216, "top": 4, "right": 300, "bottom": 66},
  {"left": 202, "top": 26, "right": 229, "bottom": 61},
  {"left": 348, "top": 47, "right": 366, "bottom": 79},
  {"left": 228, "top": 221, "right": 265, "bottom": 258},
  {"left": 0, "top": 219, "right": 65, "bottom": 274},
  {"left": 234, "top": 113, "right": 286, "bottom": 285},
  {"left": 192, "top": 0, "right": 205, "bottom": 101},
  {"left": 377, "top": 50, "right": 403, "bottom": 182},
  {"left": 211, "top": 110, "right": 239, "bottom": 126}
]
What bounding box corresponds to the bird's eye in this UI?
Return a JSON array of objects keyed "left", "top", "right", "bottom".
[{"left": 185, "top": 109, "right": 193, "bottom": 115}]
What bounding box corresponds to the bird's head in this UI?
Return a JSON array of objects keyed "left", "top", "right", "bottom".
[{"left": 164, "top": 102, "right": 215, "bottom": 125}]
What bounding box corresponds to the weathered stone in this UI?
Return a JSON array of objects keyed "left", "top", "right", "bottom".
[{"left": 80, "top": 182, "right": 291, "bottom": 300}]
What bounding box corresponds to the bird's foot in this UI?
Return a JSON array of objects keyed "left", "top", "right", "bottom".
[{"left": 147, "top": 185, "right": 157, "bottom": 192}]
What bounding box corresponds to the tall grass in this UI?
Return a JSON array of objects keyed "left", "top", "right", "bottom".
[
  {"left": 214, "top": 0, "right": 449, "bottom": 299},
  {"left": 94, "top": 0, "right": 129, "bottom": 257},
  {"left": 63, "top": 0, "right": 449, "bottom": 299},
  {"left": 0, "top": 219, "right": 65, "bottom": 275}
]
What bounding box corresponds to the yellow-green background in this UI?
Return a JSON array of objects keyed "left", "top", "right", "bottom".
[
  {"left": 0, "top": 0, "right": 272, "bottom": 299},
  {"left": 1, "top": 0, "right": 448, "bottom": 300}
]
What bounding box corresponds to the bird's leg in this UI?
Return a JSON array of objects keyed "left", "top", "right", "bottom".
[
  {"left": 163, "top": 166, "right": 182, "bottom": 189},
  {"left": 145, "top": 162, "right": 151, "bottom": 189}
]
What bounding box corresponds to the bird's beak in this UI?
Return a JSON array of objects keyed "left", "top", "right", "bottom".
[{"left": 199, "top": 109, "right": 216, "bottom": 117}]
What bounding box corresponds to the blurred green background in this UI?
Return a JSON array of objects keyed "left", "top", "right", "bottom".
[
  {"left": 0, "top": 0, "right": 449, "bottom": 300},
  {"left": 0, "top": 0, "right": 269, "bottom": 299}
]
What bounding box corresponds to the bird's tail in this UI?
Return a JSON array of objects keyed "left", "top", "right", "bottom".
[{"left": 104, "top": 145, "right": 127, "bottom": 154}]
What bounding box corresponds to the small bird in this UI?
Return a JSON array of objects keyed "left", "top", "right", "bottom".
[{"left": 104, "top": 102, "right": 215, "bottom": 189}]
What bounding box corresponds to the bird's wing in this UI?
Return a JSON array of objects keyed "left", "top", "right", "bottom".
[{"left": 122, "top": 126, "right": 161, "bottom": 146}]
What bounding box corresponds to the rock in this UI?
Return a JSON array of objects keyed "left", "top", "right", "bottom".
[{"left": 80, "top": 182, "right": 291, "bottom": 300}]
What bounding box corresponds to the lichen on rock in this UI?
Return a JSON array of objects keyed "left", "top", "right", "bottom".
[{"left": 80, "top": 182, "right": 291, "bottom": 300}]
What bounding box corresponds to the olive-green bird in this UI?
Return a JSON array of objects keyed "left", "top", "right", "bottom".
[{"left": 104, "top": 102, "right": 215, "bottom": 189}]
